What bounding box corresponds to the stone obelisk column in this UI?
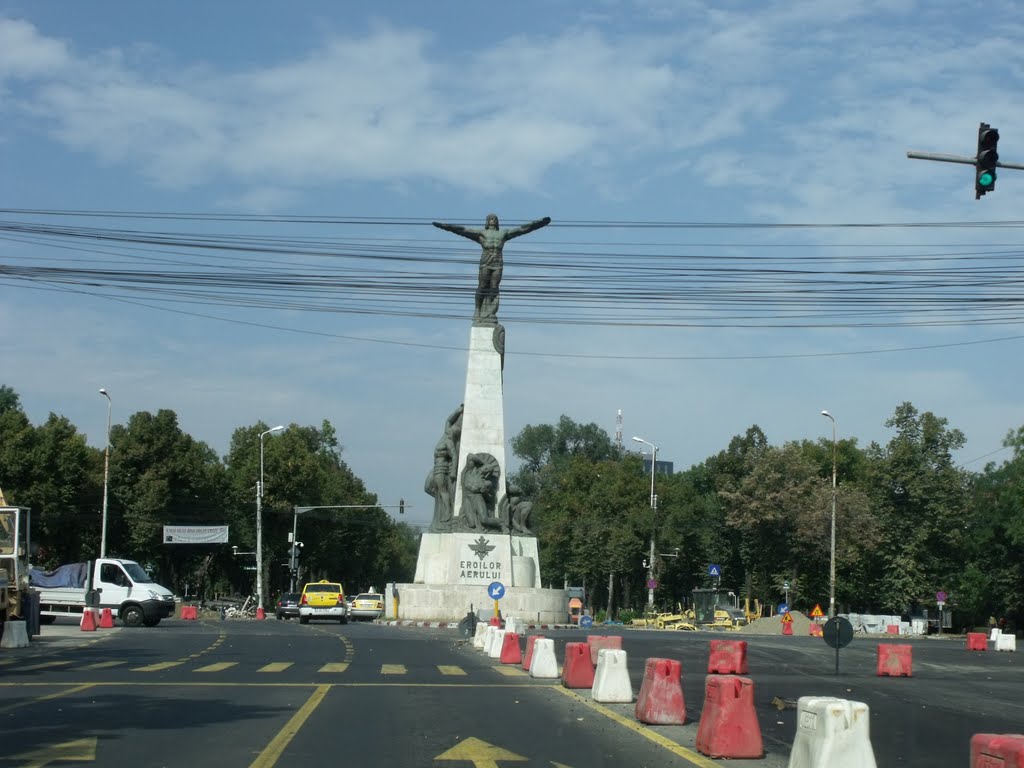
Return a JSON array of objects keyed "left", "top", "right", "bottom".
[{"left": 452, "top": 324, "right": 506, "bottom": 519}]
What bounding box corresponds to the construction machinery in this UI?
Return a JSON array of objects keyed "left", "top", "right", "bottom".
[
  {"left": 689, "top": 587, "right": 748, "bottom": 629},
  {"left": 0, "top": 505, "right": 31, "bottom": 630}
]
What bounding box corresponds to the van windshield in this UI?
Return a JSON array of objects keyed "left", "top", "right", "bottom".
[{"left": 123, "top": 562, "right": 154, "bottom": 584}]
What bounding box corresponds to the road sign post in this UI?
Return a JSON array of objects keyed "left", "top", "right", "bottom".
[
  {"left": 823, "top": 616, "right": 854, "bottom": 675},
  {"left": 487, "top": 581, "right": 505, "bottom": 621}
]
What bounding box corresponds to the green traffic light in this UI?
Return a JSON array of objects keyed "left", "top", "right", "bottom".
[{"left": 979, "top": 170, "right": 996, "bottom": 188}]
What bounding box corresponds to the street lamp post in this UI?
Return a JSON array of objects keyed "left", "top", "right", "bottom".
[
  {"left": 821, "top": 410, "right": 838, "bottom": 619},
  {"left": 98, "top": 388, "right": 112, "bottom": 558},
  {"left": 632, "top": 436, "right": 658, "bottom": 609},
  {"left": 257, "top": 425, "right": 285, "bottom": 614}
]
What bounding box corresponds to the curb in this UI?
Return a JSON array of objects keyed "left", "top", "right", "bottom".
[{"left": 378, "top": 620, "right": 579, "bottom": 630}]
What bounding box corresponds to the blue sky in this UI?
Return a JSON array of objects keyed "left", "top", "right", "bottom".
[{"left": 3, "top": 1, "right": 1024, "bottom": 530}]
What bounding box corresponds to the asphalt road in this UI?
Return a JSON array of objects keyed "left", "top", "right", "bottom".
[{"left": 0, "top": 618, "right": 1018, "bottom": 767}]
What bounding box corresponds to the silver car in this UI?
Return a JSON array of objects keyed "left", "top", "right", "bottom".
[{"left": 349, "top": 593, "right": 384, "bottom": 621}]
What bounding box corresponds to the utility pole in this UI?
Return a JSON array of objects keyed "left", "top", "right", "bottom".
[{"left": 908, "top": 122, "right": 1024, "bottom": 198}]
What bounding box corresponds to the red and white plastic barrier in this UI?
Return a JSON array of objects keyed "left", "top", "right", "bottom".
[
  {"left": 529, "top": 638, "right": 559, "bottom": 679},
  {"left": 695, "top": 675, "right": 763, "bottom": 759},
  {"left": 788, "top": 697, "right": 877, "bottom": 768},
  {"left": 591, "top": 649, "right": 632, "bottom": 703},
  {"left": 635, "top": 658, "right": 686, "bottom": 725},
  {"left": 707, "top": 639, "right": 748, "bottom": 674},
  {"left": 876, "top": 644, "right": 912, "bottom": 677}
]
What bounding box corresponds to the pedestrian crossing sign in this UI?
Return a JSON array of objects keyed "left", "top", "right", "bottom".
[{"left": 811, "top": 604, "right": 825, "bottom": 618}]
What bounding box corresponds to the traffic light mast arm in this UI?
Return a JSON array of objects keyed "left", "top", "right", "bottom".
[{"left": 906, "top": 151, "right": 1024, "bottom": 170}]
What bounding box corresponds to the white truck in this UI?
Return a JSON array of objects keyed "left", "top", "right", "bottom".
[{"left": 30, "top": 558, "right": 175, "bottom": 627}]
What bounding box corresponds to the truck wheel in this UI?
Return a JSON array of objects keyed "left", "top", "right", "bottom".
[
  {"left": 340, "top": 616, "right": 348, "bottom": 625},
  {"left": 143, "top": 617, "right": 160, "bottom": 627},
  {"left": 299, "top": 616, "right": 309, "bottom": 625},
  {"left": 121, "top": 605, "right": 145, "bottom": 627}
]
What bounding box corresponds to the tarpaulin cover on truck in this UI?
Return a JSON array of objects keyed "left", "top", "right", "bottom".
[{"left": 29, "top": 562, "right": 89, "bottom": 588}]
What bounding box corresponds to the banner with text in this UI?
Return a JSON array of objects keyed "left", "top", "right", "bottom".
[{"left": 163, "top": 525, "right": 229, "bottom": 544}]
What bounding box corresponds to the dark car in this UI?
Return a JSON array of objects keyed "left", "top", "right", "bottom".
[{"left": 275, "top": 592, "right": 301, "bottom": 620}]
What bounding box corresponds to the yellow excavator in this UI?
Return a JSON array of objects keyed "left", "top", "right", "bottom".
[{"left": 0, "top": 497, "right": 31, "bottom": 630}]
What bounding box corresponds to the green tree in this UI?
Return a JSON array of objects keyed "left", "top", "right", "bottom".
[
  {"left": 109, "top": 409, "right": 227, "bottom": 589},
  {"left": 864, "top": 402, "right": 970, "bottom": 612},
  {"left": 959, "top": 427, "right": 1024, "bottom": 627},
  {"left": 509, "top": 415, "right": 617, "bottom": 498}
]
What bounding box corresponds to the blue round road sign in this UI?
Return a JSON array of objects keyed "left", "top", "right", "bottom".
[
  {"left": 487, "top": 581, "right": 506, "bottom": 600},
  {"left": 580, "top": 615, "right": 594, "bottom": 628},
  {"left": 778, "top": 602, "right": 789, "bottom": 614}
]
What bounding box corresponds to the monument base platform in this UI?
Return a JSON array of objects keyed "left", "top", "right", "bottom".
[
  {"left": 386, "top": 582, "right": 569, "bottom": 624},
  {"left": 414, "top": 532, "right": 542, "bottom": 588}
]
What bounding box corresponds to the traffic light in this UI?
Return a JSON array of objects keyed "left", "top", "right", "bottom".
[{"left": 976, "top": 122, "right": 999, "bottom": 198}]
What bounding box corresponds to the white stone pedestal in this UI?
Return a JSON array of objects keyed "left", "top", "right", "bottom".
[
  {"left": 452, "top": 325, "right": 507, "bottom": 520},
  {"left": 414, "top": 532, "right": 541, "bottom": 588}
]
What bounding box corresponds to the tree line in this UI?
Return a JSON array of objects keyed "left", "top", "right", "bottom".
[
  {"left": 509, "top": 406, "right": 1023, "bottom": 630},
  {"left": 0, "top": 386, "right": 418, "bottom": 601},
  {"left": 4, "top": 382, "right": 1022, "bottom": 630}
]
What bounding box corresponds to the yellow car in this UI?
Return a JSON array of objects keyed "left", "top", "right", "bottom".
[
  {"left": 349, "top": 592, "right": 384, "bottom": 621},
  {"left": 298, "top": 580, "right": 348, "bottom": 624}
]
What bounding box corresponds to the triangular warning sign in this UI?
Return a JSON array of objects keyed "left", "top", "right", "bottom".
[
  {"left": 811, "top": 604, "right": 824, "bottom": 618},
  {"left": 782, "top": 612, "right": 793, "bottom": 623}
]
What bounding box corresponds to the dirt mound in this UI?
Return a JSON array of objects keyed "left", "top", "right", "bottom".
[{"left": 740, "top": 611, "right": 815, "bottom": 636}]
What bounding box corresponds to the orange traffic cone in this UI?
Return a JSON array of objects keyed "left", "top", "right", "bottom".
[
  {"left": 256, "top": 606, "right": 265, "bottom": 620},
  {"left": 99, "top": 608, "right": 114, "bottom": 628}
]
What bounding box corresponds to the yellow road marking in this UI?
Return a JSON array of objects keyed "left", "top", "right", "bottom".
[
  {"left": 0, "top": 683, "right": 96, "bottom": 715},
  {"left": 195, "top": 662, "right": 238, "bottom": 673},
  {"left": 493, "top": 667, "right": 526, "bottom": 677},
  {"left": 259, "top": 663, "right": 293, "bottom": 673},
  {"left": 250, "top": 684, "right": 330, "bottom": 768},
  {"left": 80, "top": 661, "right": 125, "bottom": 670},
  {"left": 552, "top": 688, "right": 720, "bottom": 768},
  {"left": 318, "top": 662, "right": 349, "bottom": 673},
  {"left": 9, "top": 736, "right": 97, "bottom": 766},
  {"left": 381, "top": 664, "right": 407, "bottom": 675},
  {"left": 132, "top": 661, "right": 184, "bottom": 672},
  {"left": 434, "top": 736, "right": 527, "bottom": 765},
  {"left": 20, "top": 661, "right": 73, "bottom": 672},
  {"left": 0, "top": 681, "right": 548, "bottom": 689},
  {"left": 437, "top": 666, "right": 466, "bottom": 676}
]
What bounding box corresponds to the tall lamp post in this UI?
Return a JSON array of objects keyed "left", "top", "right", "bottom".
[
  {"left": 99, "top": 388, "right": 112, "bottom": 558},
  {"left": 821, "top": 410, "right": 838, "bottom": 619},
  {"left": 632, "top": 436, "right": 658, "bottom": 609},
  {"left": 257, "top": 425, "right": 285, "bottom": 614}
]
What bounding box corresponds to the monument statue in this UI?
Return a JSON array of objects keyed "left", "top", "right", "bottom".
[
  {"left": 458, "top": 452, "right": 501, "bottom": 531},
  {"left": 432, "top": 214, "right": 551, "bottom": 325},
  {"left": 425, "top": 404, "right": 463, "bottom": 532},
  {"left": 499, "top": 483, "right": 535, "bottom": 536}
]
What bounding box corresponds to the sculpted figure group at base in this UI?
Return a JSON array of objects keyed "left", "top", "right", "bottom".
[
  {"left": 433, "top": 214, "right": 551, "bottom": 325},
  {"left": 425, "top": 404, "right": 463, "bottom": 533}
]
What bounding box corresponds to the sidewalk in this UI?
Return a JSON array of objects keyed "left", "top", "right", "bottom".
[{"left": 4, "top": 619, "right": 121, "bottom": 653}]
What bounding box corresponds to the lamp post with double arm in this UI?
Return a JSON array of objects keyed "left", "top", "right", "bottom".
[
  {"left": 99, "top": 388, "right": 112, "bottom": 558},
  {"left": 821, "top": 410, "right": 838, "bottom": 619},
  {"left": 632, "top": 436, "right": 658, "bottom": 610},
  {"left": 256, "top": 425, "right": 285, "bottom": 614}
]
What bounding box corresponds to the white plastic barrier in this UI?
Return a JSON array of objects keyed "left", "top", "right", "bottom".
[
  {"left": 990, "top": 628, "right": 1002, "bottom": 642},
  {"left": 0, "top": 620, "right": 29, "bottom": 649},
  {"left": 591, "top": 649, "right": 633, "bottom": 703},
  {"left": 480, "top": 626, "right": 497, "bottom": 654},
  {"left": 996, "top": 633, "right": 1017, "bottom": 652},
  {"left": 787, "top": 697, "right": 877, "bottom": 768},
  {"left": 487, "top": 629, "right": 506, "bottom": 659},
  {"left": 529, "top": 638, "right": 559, "bottom": 679},
  {"left": 472, "top": 621, "right": 488, "bottom": 650}
]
